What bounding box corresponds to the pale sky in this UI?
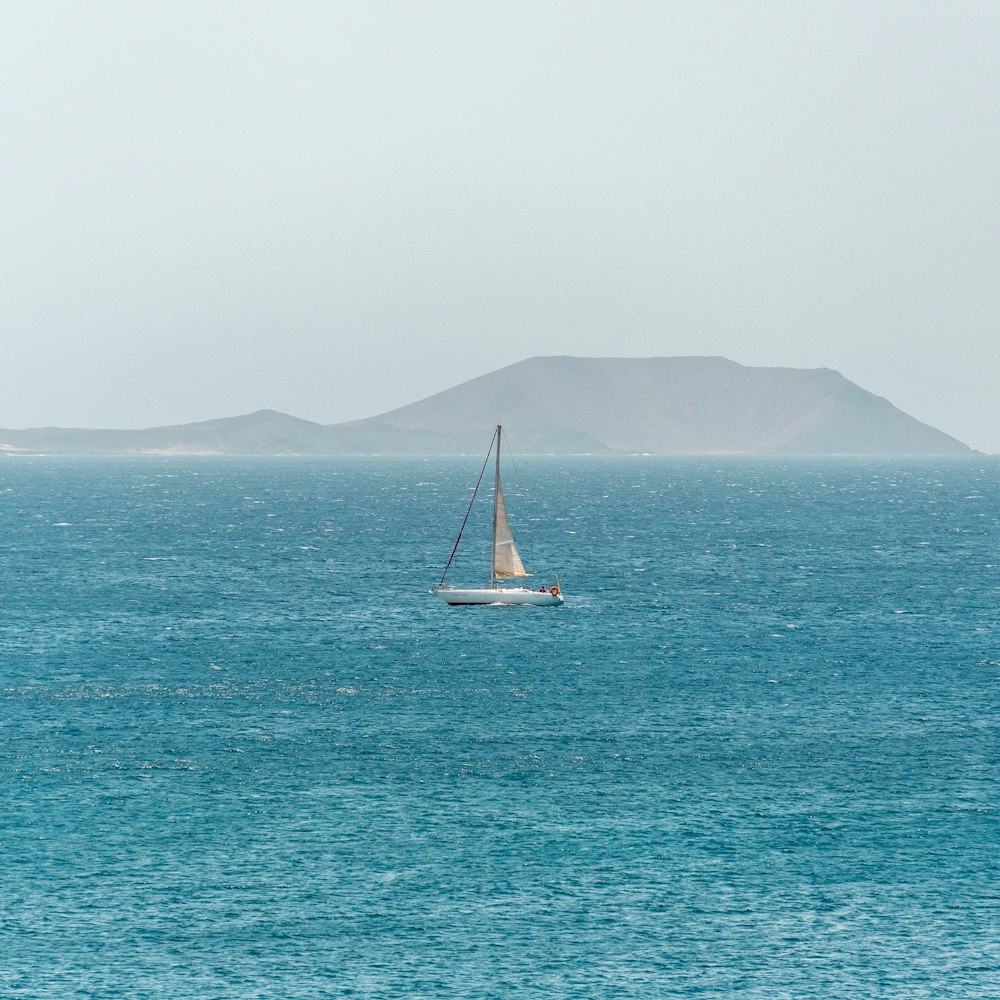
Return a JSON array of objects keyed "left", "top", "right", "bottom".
[{"left": 2, "top": 1, "right": 998, "bottom": 451}]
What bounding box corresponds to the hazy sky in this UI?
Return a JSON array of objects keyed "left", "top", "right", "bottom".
[{"left": 3, "top": 1, "right": 998, "bottom": 451}]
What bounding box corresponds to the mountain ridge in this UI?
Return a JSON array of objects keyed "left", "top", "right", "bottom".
[{"left": 0, "top": 356, "right": 974, "bottom": 456}]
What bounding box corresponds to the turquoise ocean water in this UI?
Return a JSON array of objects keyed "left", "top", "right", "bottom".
[{"left": 1, "top": 456, "right": 997, "bottom": 998}]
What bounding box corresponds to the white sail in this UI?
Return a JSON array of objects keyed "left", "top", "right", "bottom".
[{"left": 493, "top": 477, "right": 529, "bottom": 579}]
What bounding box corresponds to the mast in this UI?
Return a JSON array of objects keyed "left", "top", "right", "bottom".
[{"left": 491, "top": 423, "right": 501, "bottom": 588}]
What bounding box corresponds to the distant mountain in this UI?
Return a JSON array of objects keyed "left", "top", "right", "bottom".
[
  {"left": 0, "top": 357, "right": 973, "bottom": 456},
  {"left": 331, "top": 356, "right": 973, "bottom": 456},
  {"left": 0, "top": 409, "right": 330, "bottom": 456}
]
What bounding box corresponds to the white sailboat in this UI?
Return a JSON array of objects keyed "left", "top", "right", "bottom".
[{"left": 431, "top": 424, "right": 564, "bottom": 606}]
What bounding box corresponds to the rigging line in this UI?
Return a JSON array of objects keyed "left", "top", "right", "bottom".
[
  {"left": 502, "top": 426, "right": 520, "bottom": 480},
  {"left": 438, "top": 426, "right": 497, "bottom": 586}
]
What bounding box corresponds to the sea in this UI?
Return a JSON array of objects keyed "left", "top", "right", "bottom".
[{"left": 1, "top": 455, "right": 997, "bottom": 999}]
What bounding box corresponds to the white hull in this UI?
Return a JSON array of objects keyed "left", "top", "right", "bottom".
[{"left": 431, "top": 586, "right": 563, "bottom": 607}]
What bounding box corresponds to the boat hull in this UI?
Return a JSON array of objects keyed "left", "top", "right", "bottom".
[{"left": 431, "top": 586, "right": 564, "bottom": 606}]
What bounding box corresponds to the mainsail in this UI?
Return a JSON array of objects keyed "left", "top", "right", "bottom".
[{"left": 493, "top": 477, "right": 529, "bottom": 579}]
